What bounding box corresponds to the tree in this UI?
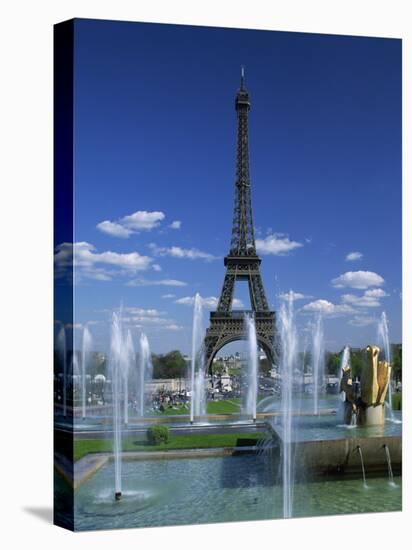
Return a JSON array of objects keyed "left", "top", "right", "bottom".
[
  {"left": 391, "top": 344, "right": 402, "bottom": 381},
  {"left": 350, "top": 350, "right": 367, "bottom": 379},
  {"left": 259, "top": 357, "right": 271, "bottom": 376},
  {"left": 152, "top": 350, "right": 187, "bottom": 379},
  {"left": 325, "top": 352, "right": 341, "bottom": 376},
  {"left": 212, "top": 359, "right": 225, "bottom": 376}
]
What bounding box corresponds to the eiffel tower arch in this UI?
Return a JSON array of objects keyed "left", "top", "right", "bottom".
[{"left": 204, "top": 68, "right": 277, "bottom": 372}]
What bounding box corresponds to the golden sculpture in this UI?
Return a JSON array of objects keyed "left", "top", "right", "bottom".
[
  {"left": 360, "top": 345, "right": 380, "bottom": 405},
  {"left": 361, "top": 345, "right": 391, "bottom": 406},
  {"left": 341, "top": 345, "right": 391, "bottom": 426},
  {"left": 376, "top": 359, "right": 391, "bottom": 405}
]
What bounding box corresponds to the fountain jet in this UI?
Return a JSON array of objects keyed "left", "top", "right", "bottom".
[
  {"left": 356, "top": 445, "right": 367, "bottom": 488},
  {"left": 377, "top": 312, "right": 394, "bottom": 420},
  {"left": 56, "top": 326, "right": 67, "bottom": 417},
  {"left": 190, "top": 293, "right": 205, "bottom": 423},
  {"left": 138, "top": 333, "right": 152, "bottom": 418},
  {"left": 110, "top": 311, "right": 125, "bottom": 501},
  {"left": 383, "top": 444, "right": 395, "bottom": 485},
  {"left": 337, "top": 345, "right": 350, "bottom": 422},
  {"left": 311, "top": 313, "right": 325, "bottom": 415},
  {"left": 81, "top": 325, "right": 92, "bottom": 419},
  {"left": 244, "top": 313, "right": 258, "bottom": 422},
  {"left": 279, "top": 292, "right": 299, "bottom": 519},
  {"left": 123, "top": 329, "right": 135, "bottom": 425},
  {"left": 339, "top": 346, "right": 350, "bottom": 391}
]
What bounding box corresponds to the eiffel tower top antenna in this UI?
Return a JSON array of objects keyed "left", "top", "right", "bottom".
[{"left": 240, "top": 65, "right": 245, "bottom": 89}]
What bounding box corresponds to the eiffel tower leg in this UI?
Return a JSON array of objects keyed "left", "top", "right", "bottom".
[
  {"left": 217, "top": 271, "right": 236, "bottom": 312},
  {"left": 204, "top": 335, "right": 219, "bottom": 373},
  {"left": 249, "top": 273, "right": 269, "bottom": 312}
]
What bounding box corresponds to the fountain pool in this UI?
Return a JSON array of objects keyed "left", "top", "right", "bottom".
[
  {"left": 63, "top": 455, "right": 401, "bottom": 531},
  {"left": 271, "top": 411, "right": 402, "bottom": 442}
]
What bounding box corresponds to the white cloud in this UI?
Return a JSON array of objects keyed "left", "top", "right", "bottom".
[
  {"left": 123, "top": 307, "right": 164, "bottom": 317},
  {"left": 256, "top": 233, "right": 303, "bottom": 255},
  {"left": 331, "top": 270, "right": 385, "bottom": 289},
  {"left": 126, "top": 278, "right": 187, "bottom": 287},
  {"left": 96, "top": 220, "right": 132, "bottom": 238},
  {"left": 121, "top": 307, "right": 183, "bottom": 331},
  {"left": 301, "top": 299, "right": 355, "bottom": 317},
  {"left": 345, "top": 251, "right": 363, "bottom": 261},
  {"left": 164, "top": 324, "right": 184, "bottom": 331},
  {"left": 162, "top": 294, "right": 176, "bottom": 299},
  {"left": 54, "top": 242, "right": 152, "bottom": 282},
  {"left": 175, "top": 296, "right": 206, "bottom": 306},
  {"left": 342, "top": 288, "right": 389, "bottom": 308},
  {"left": 364, "top": 288, "right": 389, "bottom": 298},
  {"left": 169, "top": 220, "right": 182, "bottom": 229},
  {"left": 152, "top": 264, "right": 162, "bottom": 272},
  {"left": 97, "top": 210, "right": 165, "bottom": 238},
  {"left": 175, "top": 295, "right": 243, "bottom": 309},
  {"left": 122, "top": 210, "right": 165, "bottom": 231},
  {"left": 348, "top": 316, "right": 377, "bottom": 327},
  {"left": 149, "top": 243, "right": 218, "bottom": 261},
  {"left": 278, "top": 291, "right": 311, "bottom": 301},
  {"left": 127, "top": 316, "right": 170, "bottom": 325}
]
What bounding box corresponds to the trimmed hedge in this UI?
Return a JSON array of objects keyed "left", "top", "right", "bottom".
[{"left": 147, "top": 425, "right": 170, "bottom": 445}]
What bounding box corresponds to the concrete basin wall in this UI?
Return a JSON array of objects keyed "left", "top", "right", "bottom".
[{"left": 270, "top": 433, "right": 401, "bottom": 477}]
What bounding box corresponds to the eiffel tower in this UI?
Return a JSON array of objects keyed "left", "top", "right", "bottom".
[{"left": 204, "top": 68, "right": 276, "bottom": 371}]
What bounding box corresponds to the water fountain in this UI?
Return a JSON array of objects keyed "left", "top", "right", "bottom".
[
  {"left": 311, "top": 313, "right": 324, "bottom": 415},
  {"left": 356, "top": 445, "right": 367, "bottom": 488},
  {"left": 338, "top": 346, "right": 350, "bottom": 393},
  {"left": 244, "top": 313, "right": 258, "bottom": 422},
  {"left": 110, "top": 311, "right": 125, "bottom": 501},
  {"left": 383, "top": 444, "right": 395, "bottom": 486},
  {"left": 56, "top": 326, "right": 67, "bottom": 417},
  {"left": 377, "top": 312, "right": 394, "bottom": 420},
  {"left": 81, "top": 325, "right": 92, "bottom": 420},
  {"left": 193, "top": 356, "right": 206, "bottom": 418},
  {"left": 279, "top": 292, "right": 298, "bottom": 519},
  {"left": 190, "top": 293, "right": 205, "bottom": 423},
  {"left": 123, "top": 330, "right": 135, "bottom": 425},
  {"left": 138, "top": 333, "right": 152, "bottom": 417},
  {"left": 69, "top": 303, "right": 403, "bottom": 528},
  {"left": 71, "top": 352, "right": 80, "bottom": 411},
  {"left": 337, "top": 345, "right": 350, "bottom": 422},
  {"left": 300, "top": 338, "right": 307, "bottom": 394}
]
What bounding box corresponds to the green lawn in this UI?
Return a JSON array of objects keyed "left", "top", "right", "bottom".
[
  {"left": 152, "top": 398, "right": 243, "bottom": 416},
  {"left": 152, "top": 396, "right": 278, "bottom": 416},
  {"left": 74, "top": 431, "right": 265, "bottom": 462},
  {"left": 207, "top": 398, "right": 241, "bottom": 414},
  {"left": 152, "top": 405, "right": 189, "bottom": 416}
]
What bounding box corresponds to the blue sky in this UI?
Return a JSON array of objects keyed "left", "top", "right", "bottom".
[{"left": 62, "top": 18, "right": 402, "bottom": 354}]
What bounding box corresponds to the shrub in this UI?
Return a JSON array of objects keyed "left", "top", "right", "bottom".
[{"left": 147, "top": 425, "right": 170, "bottom": 445}]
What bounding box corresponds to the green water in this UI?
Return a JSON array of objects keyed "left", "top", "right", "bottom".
[{"left": 70, "top": 454, "right": 401, "bottom": 531}]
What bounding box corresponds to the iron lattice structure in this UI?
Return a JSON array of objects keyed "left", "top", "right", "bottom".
[{"left": 204, "top": 69, "right": 277, "bottom": 371}]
